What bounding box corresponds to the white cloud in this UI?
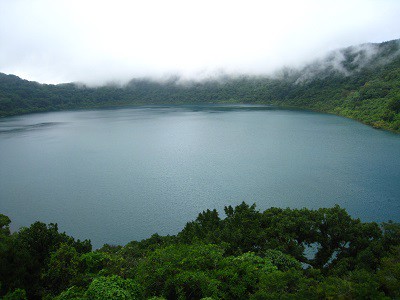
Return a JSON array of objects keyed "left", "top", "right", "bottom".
[{"left": 0, "top": 0, "right": 399, "bottom": 84}]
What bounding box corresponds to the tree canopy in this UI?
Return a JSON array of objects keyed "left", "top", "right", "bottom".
[{"left": 0, "top": 202, "right": 399, "bottom": 299}]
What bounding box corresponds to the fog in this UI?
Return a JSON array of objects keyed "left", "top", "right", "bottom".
[{"left": 0, "top": 0, "right": 399, "bottom": 85}]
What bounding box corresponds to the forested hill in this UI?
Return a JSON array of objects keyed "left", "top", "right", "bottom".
[{"left": 1, "top": 39, "right": 399, "bottom": 132}]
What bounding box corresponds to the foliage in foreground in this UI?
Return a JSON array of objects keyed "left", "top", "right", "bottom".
[{"left": 0, "top": 203, "right": 400, "bottom": 299}]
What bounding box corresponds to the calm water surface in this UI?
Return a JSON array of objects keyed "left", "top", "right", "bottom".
[{"left": 0, "top": 105, "right": 399, "bottom": 248}]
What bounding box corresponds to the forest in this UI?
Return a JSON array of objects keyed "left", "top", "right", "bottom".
[
  {"left": 1, "top": 203, "right": 399, "bottom": 299},
  {"left": 0, "top": 39, "right": 400, "bottom": 133},
  {"left": 1, "top": 39, "right": 400, "bottom": 299}
]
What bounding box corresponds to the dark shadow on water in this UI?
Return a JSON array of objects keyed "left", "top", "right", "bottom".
[{"left": 0, "top": 122, "right": 63, "bottom": 135}]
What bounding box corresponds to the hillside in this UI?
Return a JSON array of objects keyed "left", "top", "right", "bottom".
[
  {"left": 0, "top": 39, "right": 399, "bottom": 132},
  {"left": 267, "top": 39, "right": 400, "bottom": 132}
]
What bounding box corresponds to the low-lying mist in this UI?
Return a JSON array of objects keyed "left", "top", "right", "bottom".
[
  {"left": 74, "top": 39, "right": 400, "bottom": 89},
  {"left": 2, "top": 1, "right": 400, "bottom": 86}
]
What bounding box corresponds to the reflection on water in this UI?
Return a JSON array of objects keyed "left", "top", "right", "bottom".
[
  {"left": 0, "top": 122, "right": 63, "bottom": 134},
  {"left": 0, "top": 105, "right": 399, "bottom": 248}
]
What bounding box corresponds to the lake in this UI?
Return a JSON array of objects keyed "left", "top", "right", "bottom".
[{"left": 0, "top": 105, "right": 399, "bottom": 248}]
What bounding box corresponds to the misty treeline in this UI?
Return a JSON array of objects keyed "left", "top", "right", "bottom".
[
  {"left": 1, "top": 203, "right": 400, "bottom": 299},
  {"left": 1, "top": 39, "right": 400, "bottom": 133}
]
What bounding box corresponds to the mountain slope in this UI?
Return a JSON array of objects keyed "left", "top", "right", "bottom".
[
  {"left": 0, "top": 39, "right": 399, "bottom": 132},
  {"left": 265, "top": 39, "right": 400, "bottom": 131}
]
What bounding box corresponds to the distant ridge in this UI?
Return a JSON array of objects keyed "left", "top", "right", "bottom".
[{"left": 1, "top": 38, "right": 399, "bottom": 132}]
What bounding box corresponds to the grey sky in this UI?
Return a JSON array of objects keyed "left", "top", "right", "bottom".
[{"left": 0, "top": 0, "right": 399, "bottom": 85}]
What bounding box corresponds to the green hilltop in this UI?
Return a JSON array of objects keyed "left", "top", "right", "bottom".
[{"left": 1, "top": 39, "right": 400, "bottom": 132}]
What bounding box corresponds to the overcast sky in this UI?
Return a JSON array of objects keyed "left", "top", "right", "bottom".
[{"left": 0, "top": 0, "right": 399, "bottom": 85}]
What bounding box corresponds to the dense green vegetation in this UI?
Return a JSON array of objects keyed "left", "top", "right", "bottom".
[
  {"left": 1, "top": 203, "right": 399, "bottom": 299},
  {"left": 1, "top": 39, "right": 400, "bottom": 132},
  {"left": 0, "top": 40, "right": 400, "bottom": 132}
]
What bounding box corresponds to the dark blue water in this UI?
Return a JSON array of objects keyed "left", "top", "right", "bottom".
[{"left": 0, "top": 105, "right": 399, "bottom": 248}]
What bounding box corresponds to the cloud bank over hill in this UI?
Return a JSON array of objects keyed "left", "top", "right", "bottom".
[{"left": 0, "top": 0, "right": 400, "bottom": 85}]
